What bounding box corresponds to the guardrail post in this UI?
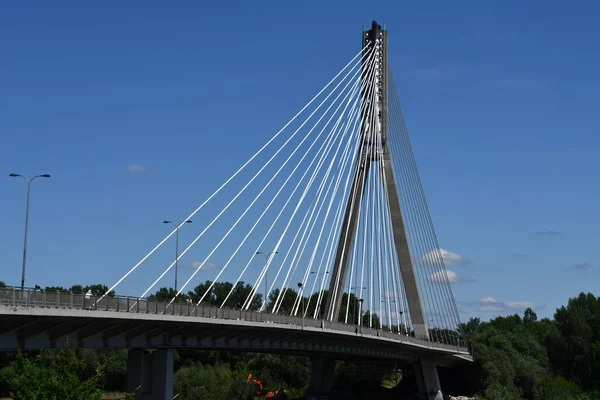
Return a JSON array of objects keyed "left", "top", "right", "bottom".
[
  {"left": 136, "top": 298, "right": 140, "bottom": 313},
  {"left": 56, "top": 290, "right": 59, "bottom": 307},
  {"left": 117, "top": 296, "right": 120, "bottom": 312},
  {"left": 69, "top": 291, "right": 73, "bottom": 309},
  {"left": 126, "top": 297, "right": 130, "bottom": 312},
  {"left": 11, "top": 287, "right": 16, "bottom": 307},
  {"left": 42, "top": 289, "right": 46, "bottom": 308},
  {"left": 26, "top": 288, "right": 30, "bottom": 307}
]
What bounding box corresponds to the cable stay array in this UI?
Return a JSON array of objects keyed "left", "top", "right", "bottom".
[{"left": 101, "top": 37, "right": 462, "bottom": 346}]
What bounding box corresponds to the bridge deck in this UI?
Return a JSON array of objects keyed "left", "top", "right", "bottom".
[{"left": 0, "top": 288, "right": 471, "bottom": 364}]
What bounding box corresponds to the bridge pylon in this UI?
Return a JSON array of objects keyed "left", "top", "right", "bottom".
[{"left": 323, "top": 20, "right": 429, "bottom": 340}]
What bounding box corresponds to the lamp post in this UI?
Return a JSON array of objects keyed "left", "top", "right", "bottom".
[
  {"left": 358, "top": 298, "right": 364, "bottom": 332},
  {"left": 9, "top": 173, "right": 51, "bottom": 290},
  {"left": 351, "top": 286, "right": 366, "bottom": 326},
  {"left": 310, "top": 270, "right": 329, "bottom": 317},
  {"left": 256, "top": 250, "right": 277, "bottom": 311},
  {"left": 297, "top": 282, "right": 304, "bottom": 328},
  {"left": 163, "top": 220, "right": 192, "bottom": 293}
]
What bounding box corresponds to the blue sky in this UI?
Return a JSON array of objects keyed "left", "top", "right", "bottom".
[{"left": 1, "top": 1, "right": 599, "bottom": 321}]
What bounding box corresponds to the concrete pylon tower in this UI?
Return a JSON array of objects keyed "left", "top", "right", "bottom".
[{"left": 323, "top": 20, "right": 429, "bottom": 340}]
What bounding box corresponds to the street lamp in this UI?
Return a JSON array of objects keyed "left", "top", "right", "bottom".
[
  {"left": 297, "top": 282, "right": 305, "bottom": 327},
  {"left": 9, "top": 173, "right": 51, "bottom": 290},
  {"left": 351, "top": 286, "right": 366, "bottom": 326},
  {"left": 310, "top": 270, "right": 329, "bottom": 287},
  {"left": 310, "top": 270, "right": 329, "bottom": 316},
  {"left": 163, "top": 220, "right": 192, "bottom": 293},
  {"left": 358, "top": 298, "right": 364, "bottom": 331},
  {"left": 256, "top": 250, "right": 278, "bottom": 311}
]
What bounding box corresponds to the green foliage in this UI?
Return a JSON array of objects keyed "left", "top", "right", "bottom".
[
  {"left": 222, "top": 379, "right": 255, "bottom": 400},
  {"left": 188, "top": 280, "right": 263, "bottom": 311},
  {"left": 148, "top": 287, "right": 185, "bottom": 302},
  {"left": 7, "top": 346, "right": 105, "bottom": 400},
  {"left": 484, "top": 381, "right": 523, "bottom": 400},
  {"left": 548, "top": 293, "right": 600, "bottom": 392},
  {"left": 42, "top": 284, "right": 115, "bottom": 297},
  {"left": 459, "top": 317, "right": 482, "bottom": 340},
  {"left": 266, "top": 288, "right": 299, "bottom": 314},
  {"left": 0, "top": 280, "right": 6, "bottom": 288},
  {"left": 243, "top": 353, "right": 310, "bottom": 392},
  {"left": 532, "top": 377, "right": 588, "bottom": 400},
  {"left": 470, "top": 300, "right": 600, "bottom": 400},
  {"left": 69, "top": 284, "right": 115, "bottom": 297},
  {"left": 45, "top": 285, "right": 68, "bottom": 292},
  {"left": 78, "top": 349, "right": 128, "bottom": 392},
  {"left": 472, "top": 310, "right": 549, "bottom": 398},
  {"left": 173, "top": 363, "right": 243, "bottom": 400}
]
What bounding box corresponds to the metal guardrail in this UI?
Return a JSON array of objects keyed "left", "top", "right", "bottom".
[{"left": 0, "top": 287, "right": 470, "bottom": 354}]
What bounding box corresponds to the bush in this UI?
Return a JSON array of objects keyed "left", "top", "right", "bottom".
[
  {"left": 222, "top": 379, "right": 255, "bottom": 400},
  {"left": 8, "top": 347, "right": 105, "bottom": 400},
  {"left": 532, "top": 377, "right": 589, "bottom": 400},
  {"left": 173, "top": 363, "right": 239, "bottom": 400}
]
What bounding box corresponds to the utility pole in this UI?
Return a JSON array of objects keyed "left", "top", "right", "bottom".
[
  {"left": 256, "top": 250, "right": 277, "bottom": 311},
  {"left": 9, "top": 173, "right": 51, "bottom": 290},
  {"left": 163, "top": 220, "right": 192, "bottom": 293},
  {"left": 298, "top": 282, "right": 305, "bottom": 328}
]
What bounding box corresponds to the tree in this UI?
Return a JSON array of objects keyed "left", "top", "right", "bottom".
[
  {"left": 524, "top": 308, "right": 538, "bottom": 327},
  {"left": 5, "top": 345, "right": 136, "bottom": 400},
  {"left": 458, "top": 317, "right": 481, "bottom": 341},
  {"left": 471, "top": 312, "right": 550, "bottom": 399},
  {"left": 188, "top": 281, "right": 262, "bottom": 311},
  {"left": 83, "top": 284, "right": 114, "bottom": 297},
  {"left": 549, "top": 293, "right": 600, "bottom": 392},
  {"left": 267, "top": 288, "right": 299, "bottom": 315},
  {"left": 149, "top": 287, "right": 185, "bottom": 302},
  {"left": 45, "top": 286, "right": 67, "bottom": 292},
  {"left": 69, "top": 285, "right": 84, "bottom": 294},
  {"left": 361, "top": 311, "right": 381, "bottom": 328},
  {"left": 0, "top": 281, "right": 6, "bottom": 288}
]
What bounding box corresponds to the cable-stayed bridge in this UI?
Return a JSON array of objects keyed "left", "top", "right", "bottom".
[{"left": 1, "top": 21, "right": 471, "bottom": 400}]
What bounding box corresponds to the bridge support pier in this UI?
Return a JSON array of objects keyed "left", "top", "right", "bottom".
[
  {"left": 415, "top": 358, "right": 443, "bottom": 400},
  {"left": 306, "top": 356, "right": 336, "bottom": 397},
  {"left": 127, "top": 349, "right": 173, "bottom": 400}
]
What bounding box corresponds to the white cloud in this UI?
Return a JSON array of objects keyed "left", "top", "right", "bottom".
[
  {"left": 127, "top": 164, "right": 148, "bottom": 173},
  {"left": 480, "top": 297, "right": 497, "bottom": 303},
  {"left": 190, "top": 261, "right": 219, "bottom": 270},
  {"left": 429, "top": 269, "right": 474, "bottom": 284},
  {"left": 423, "top": 249, "right": 469, "bottom": 266},
  {"left": 505, "top": 301, "right": 535, "bottom": 309},
  {"left": 471, "top": 297, "right": 535, "bottom": 313},
  {"left": 430, "top": 270, "right": 457, "bottom": 283}
]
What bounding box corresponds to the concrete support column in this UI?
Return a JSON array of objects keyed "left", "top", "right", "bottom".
[
  {"left": 127, "top": 349, "right": 174, "bottom": 400},
  {"left": 415, "top": 359, "right": 443, "bottom": 400},
  {"left": 306, "top": 356, "right": 336, "bottom": 397}
]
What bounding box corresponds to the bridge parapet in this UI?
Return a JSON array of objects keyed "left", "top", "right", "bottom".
[{"left": 0, "top": 287, "right": 470, "bottom": 355}]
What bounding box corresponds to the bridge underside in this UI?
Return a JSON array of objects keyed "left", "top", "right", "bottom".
[{"left": 0, "top": 308, "right": 469, "bottom": 369}]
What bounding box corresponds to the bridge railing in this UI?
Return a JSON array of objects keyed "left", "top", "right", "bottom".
[{"left": 0, "top": 287, "right": 470, "bottom": 354}]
